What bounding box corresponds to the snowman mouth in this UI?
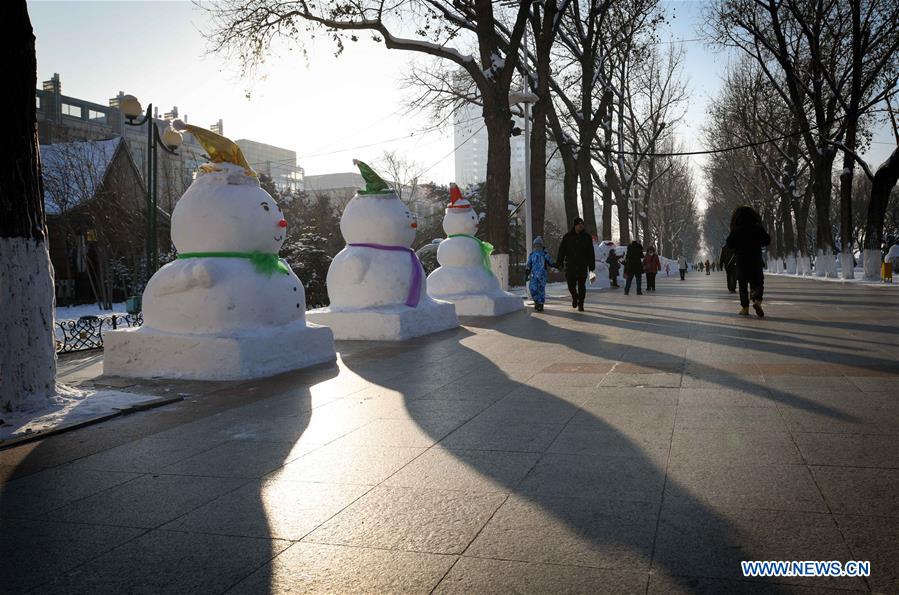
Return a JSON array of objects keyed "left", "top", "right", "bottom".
[{"left": 273, "top": 235, "right": 283, "bottom": 242}]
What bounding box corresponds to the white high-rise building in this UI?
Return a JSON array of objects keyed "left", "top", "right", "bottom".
[{"left": 453, "top": 102, "right": 567, "bottom": 229}]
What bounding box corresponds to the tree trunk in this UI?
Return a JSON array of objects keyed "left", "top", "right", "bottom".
[
  {"left": 601, "top": 182, "right": 613, "bottom": 240},
  {"left": 839, "top": 136, "right": 857, "bottom": 279},
  {"left": 617, "top": 190, "right": 631, "bottom": 245},
  {"left": 547, "top": 105, "right": 579, "bottom": 226},
  {"left": 644, "top": 155, "right": 656, "bottom": 249},
  {"left": 0, "top": 0, "right": 56, "bottom": 411},
  {"left": 812, "top": 148, "right": 837, "bottom": 276},
  {"left": 780, "top": 192, "right": 796, "bottom": 272},
  {"left": 482, "top": 94, "right": 512, "bottom": 254},
  {"left": 863, "top": 145, "right": 899, "bottom": 279},
  {"left": 577, "top": 147, "right": 596, "bottom": 237},
  {"left": 528, "top": 1, "right": 557, "bottom": 240}
]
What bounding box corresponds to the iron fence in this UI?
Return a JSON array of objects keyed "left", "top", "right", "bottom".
[{"left": 55, "top": 313, "right": 143, "bottom": 354}]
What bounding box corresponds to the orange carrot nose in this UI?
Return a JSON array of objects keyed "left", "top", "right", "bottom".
[
  {"left": 278, "top": 219, "right": 288, "bottom": 228},
  {"left": 410, "top": 222, "right": 418, "bottom": 229}
]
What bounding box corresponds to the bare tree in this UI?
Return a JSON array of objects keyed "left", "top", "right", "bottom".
[
  {"left": 206, "top": 0, "right": 531, "bottom": 256},
  {"left": 0, "top": 0, "right": 56, "bottom": 411}
]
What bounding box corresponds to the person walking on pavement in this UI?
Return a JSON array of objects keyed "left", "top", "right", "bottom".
[
  {"left": 606, "top": 250, "right": 621, "bottom": 288},
  {"left": 643, "top": 246, "right": 661, "bottom": 292},
  {"left": 726, "top": 205, "right": 771, "bottom": 317},
  {"left": 525, "top": 236, "right": 555, "bottom": 312},
  {"left": 705, "top": 259, "right": 711, "bottom": 275},
  {"left": 557, "top": 217, "right": 595, "bottom": 311},
  {"left": 623, "top": 240, "right": 645, "bottom": 295},
  {"left": 719, "top": 244, "right": 737, "bottom": 293},
  {"left": 677, "top": 254, "right": 688, "bottom": 280}
]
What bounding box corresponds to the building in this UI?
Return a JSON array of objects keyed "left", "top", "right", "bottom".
[
  {"left": 36, "top": 73, "right": 304, "bottom": 210},
  {"left": 452, "top": 102, "right": 567, "bottom": 229},
  {"left": 235, "top": 139, "right": 304, "bottom": 193}
]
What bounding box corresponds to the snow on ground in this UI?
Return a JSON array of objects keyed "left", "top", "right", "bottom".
[
  {"left": 56, "top": 302, "right": 127, "bottom": 322},
  {"left": 0, "top": 384, "right": 159, "bottom": 442},
  {"left": 767, "top": 269, "right": 898, "bottom": 288}
]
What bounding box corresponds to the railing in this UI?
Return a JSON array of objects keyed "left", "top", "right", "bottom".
[{"left": 55, "top": 313, "right": 143, "bottom": 354}]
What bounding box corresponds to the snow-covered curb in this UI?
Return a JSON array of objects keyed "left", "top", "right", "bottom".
[
  {"left": 0, "top": 385, "right": 169, "bottom": 443},
  {"left": 766, "top": 271, "right": 897, "bottom": 288},
  {"left": 508, "top": 280, "right": 613, "bottom": 300}
]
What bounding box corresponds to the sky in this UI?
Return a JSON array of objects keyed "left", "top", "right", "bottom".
[{"left": 29, "top": 0, "right": 895, "bottom": 193}]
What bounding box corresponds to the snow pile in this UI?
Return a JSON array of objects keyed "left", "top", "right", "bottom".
[
  {"left": 56, "top": 302, "right": 127, "bottom": 322},
  {"left": 0, "top": 385, "right": 161, "bottom": 442}
]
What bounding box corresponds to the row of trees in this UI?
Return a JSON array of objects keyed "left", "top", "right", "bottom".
[
  {"left": 207, "top": 0, "right": 702, "bottom": 258},
  {"left": 702, "top": 0, "right": 899, "bottom": 279}
]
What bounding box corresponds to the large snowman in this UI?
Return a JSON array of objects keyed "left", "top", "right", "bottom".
[
  {"left": 426, "top": 184, "right": 523, "bottom": 316},
  {"left": 306, "top": 160, "right": 458, "bottom": 340},
  {"left": 104, "top": 121, "right": 335, "bottom": 380}
]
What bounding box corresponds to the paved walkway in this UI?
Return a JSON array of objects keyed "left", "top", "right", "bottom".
[{"left": 2, "top": 273, "right": 897, "bottom": 594}]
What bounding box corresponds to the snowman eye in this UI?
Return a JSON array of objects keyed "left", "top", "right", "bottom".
[{"left": 260, "top": 202, "right": 270, "bottom": 212}]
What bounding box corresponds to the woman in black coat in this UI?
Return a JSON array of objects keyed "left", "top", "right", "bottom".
[
  {"left": 623, "top": 240, "right": 644, "bottom": 295},
  {"left": 725, "top": 205, "right": 771, "bottom": 317}
]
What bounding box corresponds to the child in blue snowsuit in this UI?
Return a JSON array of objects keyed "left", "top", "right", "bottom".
[{"left": 526, "top": 236, "right": 555, "bottom": 312}]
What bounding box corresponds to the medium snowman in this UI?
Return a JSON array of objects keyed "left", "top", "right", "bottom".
[
  {"left": 306, "top": 160, "right": 458, "bottom": 340},
  {"left": 103, "top": 121, "right": 335, "bottom": 380},
  {"left": 426, "top": 184, "right": 523, "bottom": 316}
]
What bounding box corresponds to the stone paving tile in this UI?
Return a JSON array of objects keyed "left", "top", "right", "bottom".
[
  {"left": 0, "top": 466, "right": 140, "bottom": 518},
  {"left": 165, "top": 478, "right": 369, "bottom": 540},
  {"left": 679, "top": 374, "right": 769, "bottom": 390},
  {"left": 383, "top": 447, "right": 540, "bottom": 492},
  {"left": 570, "top": 403, "right": 677, "bottom": 433},
  {"left": 66, "top": 435, "right": 225, "bottom": 474},
  {"left": 547, "top": 424, "right": 671, "bottom": 460},
  {"left": 669, "top": 430, "right": 802, "bottom": 465},
  {"left": 39, "top": 529, "right": 288, "bottom": 595},
  {"left": 653, "top": 503, "right": 866, "bottom": 590},
  {"left": 778, "top": 405, "right": 899, "bottom": 435},
  {"left": 599, "top": 372, "right": 683, "bottom": 388},
  {"left": 332, "top": 417, "right": 465, "bottom": 448},
  {"left": 793, "top": 432, "right": 899, "bottom": 467},
  {"left": 665, "top": 462, "right": 827, "bottom": 512},
  {"left": 678, "top": 388, "right": 776, "bottom": 408},
  {"left": 674, "top": 406, "right": 788, "bottom": 432},
  {"left": 304, "top": 485, "right": 505, "bottom": 554},
  {"left": 833, "top": 514, "right": 899, "bottom": 594},
  {"left": 811, "top": 466, "right": 899, "bottom": 516},
  {"left": 646, "top": 574, "right": 861, "bottom": 594},
  {"left": 472, "top": 393, "right": 583, "bottom": 425},
  {"left": 231, "top": 542, "right": 456, "bottom": 594},
  {"left": 847, "top": 375, "right": 899, "bottom": 392},
  {"left": 42, "top": 473, "right": 248, "bottom": 529},
  {"left": 527, "top": 372, "right": 609, "bottom": 388},
  {"left": 518, "top": 453, "right": 665, "bottom": 503},
  {"left": 159, "top": 439, "right": 302, "bottom": 479},
  {"left": 465, "top": 495, "right": 659, "bottom": 569},
  {"left": 580, "top": 387, "right": 679, "bottom": 406},
  {"left": 271, "top": 444, "right": 424, "bottom": 485},
  {"left": 439, "top": 419, "right": 565, "bottom": 452},
  {"left": 0, "top": 518, "right": 143, "bottom": 593},
  {"left": 764, "top": 376, "right": 861, "bottom": 391},
  {"left": 434, "top": 556, "right": 649, "bottom": 594}
]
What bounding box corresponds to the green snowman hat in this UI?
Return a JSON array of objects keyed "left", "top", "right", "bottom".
[{"left": 353, "top": 159, "right": 395, "bottom": 195}]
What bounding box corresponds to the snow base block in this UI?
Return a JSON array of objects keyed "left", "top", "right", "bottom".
[
  {"left": 103, "top": 320, "right": 336, "bottom": 381},
  {"left": 440, "top": 293, "right": 523, "bottom": 317},
  {"left": 306, "top": 300, "right": 459, "bottom": 340}
]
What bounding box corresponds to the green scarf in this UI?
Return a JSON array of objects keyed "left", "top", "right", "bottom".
[
  {"left": 448, "top": 234, "right": 495, "bottom": 276},
  {"left": 177, "top": 251, "right": 290, "bottom": 276}
]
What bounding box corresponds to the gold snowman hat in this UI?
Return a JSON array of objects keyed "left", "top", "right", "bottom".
[{"left": 172, "top": 119, "right": 256, "bottom": 177}]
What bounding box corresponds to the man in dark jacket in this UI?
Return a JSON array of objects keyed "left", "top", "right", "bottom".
[
  {"left": 556, "top": 217, "right": 595, "bottom": 311},
  {"left": 719, "top": 244, "right": 737, "bottom": 293},
  {"left": 726, "top": 206, "right": 771, "bottom": 317}
]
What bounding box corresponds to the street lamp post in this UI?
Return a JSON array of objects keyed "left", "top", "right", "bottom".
[{"left": 118, "top": 95, "right": 182, "bottom": 283}]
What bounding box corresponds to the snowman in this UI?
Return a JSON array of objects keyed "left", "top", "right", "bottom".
[
  {"left": 103, "top": 121, "right": 335, "bottom": 380},
  {"left": 591, "top": 241, "right": 617, "bottom": 290},
  {"left": 426, "top": 184, "right": 523, "bottom": 316},
  {"left": 306, "top": 160, "right": 458, "bottom": 340}
]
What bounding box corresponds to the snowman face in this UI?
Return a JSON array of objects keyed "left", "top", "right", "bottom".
[
  {"left": 442, "top": 207, "right": 479, "bottom": 236},
  {"left": 172, "top": 182, "right": 288, "bottom": 254},
  {"left": 340, "top": 192, "right": 417, "bottom": 247}
]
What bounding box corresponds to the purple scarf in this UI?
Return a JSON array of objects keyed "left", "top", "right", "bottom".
[{"left": 348, "top": 243, "right": 423, "bottom": 307}]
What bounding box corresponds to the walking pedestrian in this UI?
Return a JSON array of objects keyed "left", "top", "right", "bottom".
[
  {"left": 677, "top": 254, "right": 688, "bottom": 280},
  {"left": 623, "top": 240, "right": 645, "bottom": 295},
  {"left": 606, "top": 250, "right": 621, "bottom": 288},
  {"left": 557, "top": 217, "right": 595, "bottom": 312},
  {"left": 525, "top": 236, "right": 554, "bottom": 312},
  {"left": 643, "top": 246, "right": 661, "bottom": 292},
  {"left": 705, "top": 259, "right": 711, "bottom": 275},
  {"left": 719, "top": 244, "right": 737, "bottom": 293},
  {"left": 726, "top": 205, "right": 771, "bottom": 317},
  {"left": 665, "top": 263, "right": 670, "bottom": 277}
]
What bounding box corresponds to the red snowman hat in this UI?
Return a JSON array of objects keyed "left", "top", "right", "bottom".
[{"left": 447, "top": 183, "right": 473, "bottom": 211}]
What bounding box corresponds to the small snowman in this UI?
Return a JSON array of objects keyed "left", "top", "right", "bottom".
[
  {"left": 306, "top": 160, "right": 458, "bottom": 340},
  {"left": 104, "top": 121, "right": 335, "bottom": 380},
  {"left": 426, "top": 184, "right": 523, "bottom": 316}
]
